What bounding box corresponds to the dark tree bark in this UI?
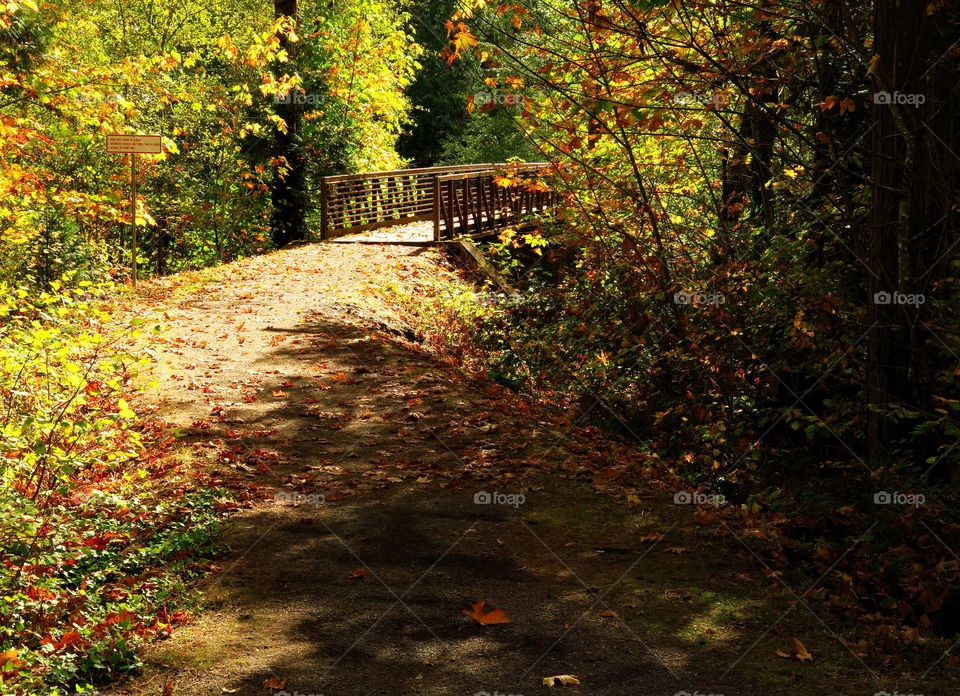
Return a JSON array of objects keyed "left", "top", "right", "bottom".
[
  {"left": 271, "top": 0, "right": 307, "bottom": 248},
  {"left": 720, "top": 5, "right": 781, "bottom": 248},
  {"left": 866, "top": 0, "right": 959, "bottom": 469}
]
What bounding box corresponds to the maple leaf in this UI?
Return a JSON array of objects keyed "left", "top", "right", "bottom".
[
  {"left": 639, "top": 531, "right": 664, "bottom": 542},
  {"left": 542, "top": 674, "right": 581, "bottom": 686},
  {"left": 462, "top": 600, "right": 510, "bottom": 625}
]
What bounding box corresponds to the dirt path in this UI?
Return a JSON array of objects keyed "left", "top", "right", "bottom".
[{"left": 110, "top": 225, "right": 898, "bottom": 696}]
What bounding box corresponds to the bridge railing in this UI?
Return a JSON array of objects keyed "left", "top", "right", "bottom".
[
  {"left": 433, "top": 166, "right": 559, "bottom": 241},
  {"left": 319, "top": 162, "right": 555, "bottom": 240}
]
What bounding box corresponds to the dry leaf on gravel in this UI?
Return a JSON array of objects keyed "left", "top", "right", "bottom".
[
  {"left": 262, "top": 676, "right": 287, "bottom": 689},
  {"left": 542, "top": 674, "right": 581, "bottom": 686},
  {"left": 462, "top": 600, "right": 510, "bottom": 625}
]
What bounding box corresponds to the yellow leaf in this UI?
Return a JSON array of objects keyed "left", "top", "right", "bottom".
[{"left": 542, "top": 674, "right": 581, "bottom": 687}]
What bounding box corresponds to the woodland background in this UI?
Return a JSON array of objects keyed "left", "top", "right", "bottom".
[{"left": 0, "top": 0, "right": 958, "bottom": 692}]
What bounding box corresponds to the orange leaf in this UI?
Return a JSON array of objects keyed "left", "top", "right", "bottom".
[
  {"left": 349, "top": 567, "right": 366, "bottom": 579},
  {"left": 777, "top": 637, "right": 814, "bottom": 662},
  {"left": 272, "top": 390, "right": 288, "bottom": 397},
  {"left": 693, "top": 507, "right": 718, "bottom": 525},
  {"left": 793, "top": 637, "right": 814, "bottom": 662},
  {"left": 462, "top": 600, "right": 510, "bottom": 625},
  {"left": 639, "top": 532, "right": 664, "bottom": 542},
  {"left": 262, "top": 676, "right": 287, "bottom": 689},
  {"left": 819, "top": 95, "right": 839, "bottom": 111}
]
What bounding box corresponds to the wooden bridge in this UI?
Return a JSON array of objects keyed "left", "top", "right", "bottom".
[{"left": 319, "top": 162, "right": 559, "bottom": 241}]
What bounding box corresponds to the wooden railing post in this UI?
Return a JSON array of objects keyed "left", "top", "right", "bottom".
[
  {"left": 446, "top": 179, "right": 455, "bottom": 240},
  {"left": 320, "top": 178, "right": 330, "bottom": 240},
  {"left": 432, "top": 176, "right": 441, "bottom": 242}
]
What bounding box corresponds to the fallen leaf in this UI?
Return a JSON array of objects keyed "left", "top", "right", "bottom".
[
  {"left": 542, "top": 674, "right": 581, "bottom": 686},
  {"left": 665, "top": 547, "right": 689, "bottom": 554},
  {"left": 777, "top": 637, "right": 814, "bottom": 662},
  {"left": 462, "top": 600, "right": 510, "bottom": 625},
  {"left": 272, "top": 390, "right": 288, "bottom": 397},
  {"left": 600, "top": 609, "right": 619, "bottom": 617},
  {"left": 793, "top": 637, "right": 814, "bottom": 662},
  {"left": 262, "top": 676, "right": 287, "bottom": 690},
  {"left": 693, "top": 507, "right": 718, "bottom": 525},
  {"left": 639, "top": 532, "right": 664, "bottom": 542},
  {"left": 349, "top": 567, "right": 366, "bottom": 579}
]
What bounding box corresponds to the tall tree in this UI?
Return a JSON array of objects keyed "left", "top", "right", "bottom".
[
  {"left": 271, "top": 0, "right": 307, "bottom": 247},
  {"left": 866, "top": 0, "right": 959, "bottom": 469}
]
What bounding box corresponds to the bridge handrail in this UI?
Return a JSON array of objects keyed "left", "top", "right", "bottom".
[{"left": 319, "top": 162, "right": 554, "bottom": 239}]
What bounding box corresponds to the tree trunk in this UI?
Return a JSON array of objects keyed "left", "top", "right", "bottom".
[
  {"left": 866, "top": 0, "right": 959, "bottom": 470},
  {"left": 271, "top": 0, "right": 307, "bottom": 248}
]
